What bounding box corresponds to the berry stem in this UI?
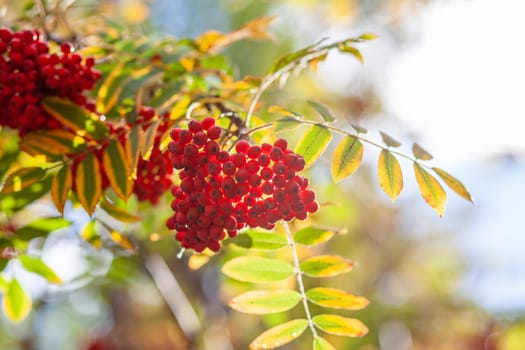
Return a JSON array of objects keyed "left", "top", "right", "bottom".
[{"left": 283, "top": 221, "right": 318, "bottom": 338}]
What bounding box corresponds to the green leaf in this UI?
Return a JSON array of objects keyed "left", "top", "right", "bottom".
[
  {"left": 414, "top": 163, "right": 447, "bottom": 217},
  {"left": 358, "top": 33, "right": 378, "bottom": 41},
  {"left": 103, "top": 139, "right": 132, "bottom": 200},
  {"left": 412, "top": 143, "right": 433, "bottom": 160},
  {"left": 19, "top": 255, "right": 62, "bottom": 284},
  {"left": 228, "top": 230, "right": 288, "bottom": 250},
  {"left": 379, "top": 131, "right": 401, "bottom": 148},
  {"left": 300, "top": 255, "right": 353, "bottom": 278},
  {"left": 1, "top": 167, "right": 46, "bottom": 194},
  {"left": 75, "top": 153, "right": 102, "bottom": 216},
  {"left": 331, "top": 136, "right": 364, "bottom": 183},
  {"left": 313, "top": 314, "right": 368, "bottom": 337},
  {"left": 308, "top": 100, "right": 335, "bottom": 122},
  {"left": 338, "top": 44, "right": 363, "bottom": 63},
  {"left": 0, "top": 275, "right": 7, "bottom": 291},
  {"left": 433, "top": 167, "right": 474, "bottom": 203},
  {"left": 293, "top": 227, "right": 334, "bottom": 246},
  {"left": 294, "top": 125, "right": 332, "bottom": 169},
  {"left": 100, "top": 198, "right": 141, "bottom": 223},
  {"left": 222, "top": 257, "right": 294, "bottom": 283},
  {"left": 273, "top": 117, "right": 302, "bottom": 133},
  {"left": 314, "top": 337, "right": 336, "bottom": 350},
  {"left": 42, "top": 96, "right": 108, "bottom": 140},
  {"left": 15, "top": 217, "right": 70, "bottom": 241},
  {"left": 142, "top": 121, "right": 160, "bottom": 157},
  {"left": 0, "top": 176, "right": 52, "bottom": 213},
  {"left": 250, "top": 319, "right": 308, "bottom": 350},
  {"left": 350, "top": 123, "right": 368, "bottom": 134},
  {"left": 229, "top": 290, "right": 301, "bottom": 314},
  {"left": 2, "top": 278, "right": 32, "bottom": 323},
  {"left": 51, "top": 164, "right": 72, "bottom": 215},
  {"left": 306, "top": 287, "right": 369, "bottom": 310},
  {"left": 21, "top": 129, "right": 79, "bottom": 161},
  {"left": 377, "top": 150, "right": 403, "bottom": 201}
]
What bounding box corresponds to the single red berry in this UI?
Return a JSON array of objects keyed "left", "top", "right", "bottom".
[
  {"left": 207, "top": 126, "right": 222, "bottom": 140},
  {"left": 235, "top": 140, "right": 250, "bottom": 153},
  {"left": 188, "top": 119, "right": 203, "bottom": 132},
  {"left": 201, "top": 117, "right": 215, "bottom": 130},
  {"left": 274, "top": 138, "right": 288, "bottom": 151}
]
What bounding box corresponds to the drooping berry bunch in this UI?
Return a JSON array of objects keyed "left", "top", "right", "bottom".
[
  {"left": 69, "top": 107, "right": 175, "bottom": 205},
  {"left": 166, "top": 117, "right": 319, "bottom": 252},
  {"left": 0, "top": 28, "right": 101, "bottom": 134},
  {"left": 132, "top": 107, "right": 174, "bottom": 204}
]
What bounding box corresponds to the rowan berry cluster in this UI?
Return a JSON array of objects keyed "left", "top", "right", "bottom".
[
  {"left": 0, "top": 28, "right": 100, "bottom": 134},
  {"left": 132, "top": 108, "right": 174, "bottom": 204},
  {"left": 166, "top": 117, "right": 319, "bottom": 252}
]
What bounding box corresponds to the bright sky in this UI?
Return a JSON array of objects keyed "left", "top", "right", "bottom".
[{"left": 385, "top": 0, "right": 525, "bottom": 164}]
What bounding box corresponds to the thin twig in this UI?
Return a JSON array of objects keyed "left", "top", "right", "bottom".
[{"left": 283, "top": 222, "right": 318, "bottom": 338}]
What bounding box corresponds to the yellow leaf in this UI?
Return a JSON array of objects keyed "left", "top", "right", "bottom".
[
  {"left": 313, "top": 314, "right": 368, "bottom": 337},
  {"left": 110, "top": 231, "right": 136, "bottom": 251},
  {"left": 306, "top": 287, "right": 369, "bottom": 310},
  {"left": 331, "top": 136, "right": 364, "bottom": 183},
  {"left": 250, "top": 319, "right": 308, "bottom": 350},
  {"left": 414, "top": 163, "right": 447, "bottom": 217},
  {"left": 377, "top": 150, "right": 403, "bottom": 201},
  {"left": 300, "top": 255, "right": 353, "bottom": 278},
  {"left": 3, "top": 278, "right": 32, "bottom": 323},
  {"left": 433, "top": 167, "right": 474, "bottom": 204}
]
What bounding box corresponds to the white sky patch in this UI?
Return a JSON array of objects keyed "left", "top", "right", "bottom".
[{"left": 385, "top": 0, "right": 525, "bottom": 165}]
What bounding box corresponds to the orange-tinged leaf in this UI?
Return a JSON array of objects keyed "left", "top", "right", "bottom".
[
  {"left": 313, "top": 314, "right": 368, "bottom": 337},
  {"left": 3, "top": 278, "right": 32, "bottom": 323},
  {"left": 110, "top": 231, "right": 136, "bottom": 251},
  {"left": 51, "top": 164, "right": 72, "bottom": 215},
  {"left": 300, "top": 255, "right": 353, "bottom": 278},
  {"left": 222, "top": 257, "right": 294, "bottom": 283},
  {"left": 313, "top": 337, "right": 336, "bottom": 350},
  {"left": 331, "top": 136, "right": 364, "bottom": 183},
  {"left": 414, "top": 163, "right": 447, "bottom": 217},
  {"left": 103, "top": 139, "right": 132, "bottom": 200},
  {"left": 195, "top": 30, "right": 226, "bottom": 52},
  {"left": 1, "top": 167, "right": 46, "bottom": 193},
  {"left": 42, "top": 96, "right": 108, "bottom": 140},
  {"left": 379, "top": 131, "right": 401, "bottom": 147},
  {"left": 377, "top": 150, "right": 403, "bottom": 201},
  {"left": 21, "top": 129, "right": 78, "bottom": 160},
  {"left": 127, "top": 125, "right": 144, "bottom": 177},
  {"left": 249, "top": 319, "right": 308, "bottom": 350},
  {"left": 309, "top": 52, "right": 328, "bottom": 72},
  {"left": 306, "top": 287, "right": 369, "bottom": 310},
  {"left": 229, "top": 290, "right": 301, "bottom": 314},
  {"left": 412, "top": 143, "right": 433, "bottom": 160},
  {"left": 75, "top": 153, "right": 102, "bottom": 215},
  {"left": 433, "top": 167, "right": 474, "bottom": 203}
]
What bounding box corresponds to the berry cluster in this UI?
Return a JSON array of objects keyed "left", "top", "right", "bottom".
[
  {"left": 0, "top": 28, "right": 100, "bottom": 134},
  {"left": 166, "top": 117, "right": 319, "bottom": 252},
  {"left": 132, "top": 108, "right": 174, "bottom": 204}
]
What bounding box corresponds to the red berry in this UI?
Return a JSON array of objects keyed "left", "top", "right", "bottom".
[
  {"left": 235, "top": 140, "right": 250, "bottom": 153},
  {"left": 207, "top": 126, "right": 222, "bottom": 140},
  {"left": 201, "top": 117, "right": 215, "bottom": 130}
]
